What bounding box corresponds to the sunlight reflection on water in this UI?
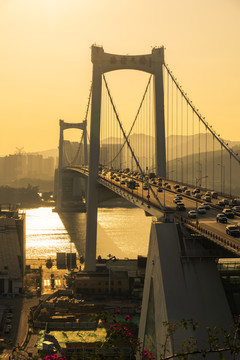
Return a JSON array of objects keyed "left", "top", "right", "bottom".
[{"left": 25, "top": 207, "right": 152, "bottom": 259}]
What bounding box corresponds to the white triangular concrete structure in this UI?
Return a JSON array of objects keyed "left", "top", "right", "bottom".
[{"left": 138, "top": 221, "right": 233, "bottom": 359}]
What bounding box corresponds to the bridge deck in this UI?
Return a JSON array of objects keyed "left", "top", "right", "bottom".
[{"left": 65, "top": 166, "right": 240, "bottom": 257}]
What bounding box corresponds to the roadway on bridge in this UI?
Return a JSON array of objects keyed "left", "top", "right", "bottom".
[
  {"left": 66, "top": 166, "right": 240, "bottom": 254},
  {"left": 99, "top": 169, "right": 240, "bottom": 253}
]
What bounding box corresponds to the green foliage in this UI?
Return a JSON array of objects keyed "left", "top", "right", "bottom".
[{"left": 12, "top": 314, "right": 240, "bottom": 360}]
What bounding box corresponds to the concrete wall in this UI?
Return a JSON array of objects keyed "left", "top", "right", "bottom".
[{"left": 138, "top": 221, "right": 233, "bottom": 359}]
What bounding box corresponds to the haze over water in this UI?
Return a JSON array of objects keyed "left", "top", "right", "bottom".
[{"left": 25, "top": 207, "right": 152, "bottom": 260}]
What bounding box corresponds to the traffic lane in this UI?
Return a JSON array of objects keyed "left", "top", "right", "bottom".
[
  {"left": 105, "top": 175, "right": 212, "bottom": 217},
  {"left": 104, "top": 174, "right": 216, "bottom": 216},
  {"left": 101, "top": 169, "right": 239, "bottom": 215},
  {"left": 100, "top": 173, "right": 240, "bottom": 245},
  {"left": 136, "top": 183, "right": 240, "bottom": 245},
  {"left": 192, "top": 219, "right": 240, "bottom": 249},
  {"left": 154, "top": 193, "right": 240, "bottom": 247}
]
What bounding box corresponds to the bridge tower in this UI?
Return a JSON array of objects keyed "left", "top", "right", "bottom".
[
  {"left": 85, "top": 45, "right": 166, "bottom": 271},
  {"left": 56, "top": 119, "right": 88, "bottom": 211}
]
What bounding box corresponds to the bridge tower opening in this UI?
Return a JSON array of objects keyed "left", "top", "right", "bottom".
[
  {"left": 55, "top": 119, "right": 88, "bottom": 211},
  {"left": 86, "top": 45, "right": 166, "bottom": 271}
]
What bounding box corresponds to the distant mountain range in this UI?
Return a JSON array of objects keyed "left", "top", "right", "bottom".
[
  {"left": 32, "top": 134, "right": 240, "bottom": 160},
  {"left": 30, "top": 148, "right": 59, "bottom": 158},
  {"left": 101, "top": 133, "right": 240, "bottom": 161}
]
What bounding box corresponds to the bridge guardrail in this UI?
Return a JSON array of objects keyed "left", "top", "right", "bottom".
[{"left": 175, "top": 214, "right": 240, "bottom": 256}]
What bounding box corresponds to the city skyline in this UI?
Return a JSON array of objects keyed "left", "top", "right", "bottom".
[{"left": 0, "top": 0, "right": 240, "bottom": 156}]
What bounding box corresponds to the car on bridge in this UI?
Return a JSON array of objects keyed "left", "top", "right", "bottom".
[
  {"left": 194, "top": 193, "right": 202, "bottom": 199},
  {"left": 226, "top": 225, "right": 240, "bottom": 237},
  {"left": 205, "top": 191, "right": 211, "bottom": 197},
  {"left": 222, "top": 208, "right": 235, "bottom": 219},
  {"left": 216, "top": 214, "right": 228, "bottom": 223},
  {"left": 127, "top": 180, "right": 137, "bottom": 190},
  {"left": 188, "top": 210, "right": 197, "bottom": 219},
  {"left": 173, "top": 196, "right": 182, "bottom": 203},
  {"left": 185, "top": 190, "right": 191, "bottom": 196},
  {"left": 175, "top": 195, "right": 182, "bottom": 199},
  {"left": 217, "top": 200, "right": 225, "bottom": 206},
  {"left": 202, "top": 203, "right": 211, "bottom": 210},
  {"left": 174, "top": 200, "right": 183, "bottom": 205},
  {"left": 232, "top": 206, "right": 240, "bottom": 213},
  {"left": 202, "top": 195, "right": 211, "bottom": 202},
  {"left": 211, "top": 191, "right": 218, "bottom": 199},
  {"left": 231, "top": 198, "right": 240, "bottom": 206},
  {"left": 176, "top": 203, "right": 186, "bottom": 211},
  {"left": 197, "top": 206, "right": 206, "bottom": 215},
  {"left": 193, "top": 188, "right": 200, "bottom": 194},
  {"left": 157, "top": 187, "right": 163, "bottom": 192}
]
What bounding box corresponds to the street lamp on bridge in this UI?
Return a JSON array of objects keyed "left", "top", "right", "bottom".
[
  {"left": 217, "top": 163, "right": 225, "bottom": 195},
  {"left": 196, "top": 175, "right": 208, "bottom": 188},
  {"left": 195, "top": 175, "right": 208, "bottom": 213},
  {"left": 177, "top": 159, "right": 184, "bottom": 183}
]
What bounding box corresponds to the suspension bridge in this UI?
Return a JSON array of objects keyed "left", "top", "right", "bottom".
[
  {"left": 54, "top": 45, "right": 240, "bottom": 356},
  {"left": 55, "top": 44, "right": 240, "bottom": 266}
]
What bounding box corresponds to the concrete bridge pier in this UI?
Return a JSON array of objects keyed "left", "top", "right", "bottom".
[
  {"left": 138, "top": 221, "right": 233, "bottom": 359},
  {"left": 54, "top": 170, "right": 87, "bottom": 212},
  {"left": 54, "top": 119, "right": 88, "bottom": 213}
]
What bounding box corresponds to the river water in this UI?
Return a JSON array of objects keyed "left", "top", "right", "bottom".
[{"left": 25, "top": 206, "right": 152, "bottom": 260}]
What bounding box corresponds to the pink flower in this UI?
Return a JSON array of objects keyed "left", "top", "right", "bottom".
[
  {"left": 128, "top": 332, "right": 132, "bottom": 336},
  {"left": 115, "top": 309, "right": 120, "bottom": 313},
  {"left": 172, "top": 324, "right": 176, "bottom": 328},
  {"left": 125, "top": 315, "right": 130, "bottom": 320}
]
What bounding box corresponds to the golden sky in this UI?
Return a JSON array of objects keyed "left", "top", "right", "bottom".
[{"left": 0, "top": 0, "right": 240, "bottom": 155}]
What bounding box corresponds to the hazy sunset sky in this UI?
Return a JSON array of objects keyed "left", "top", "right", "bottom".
[{"left": 0, "top": 0, "right": 240, "bottom": 156}]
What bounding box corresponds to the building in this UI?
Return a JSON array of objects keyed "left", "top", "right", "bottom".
[
  {"left": 0, "top": 210, "right": 25, "bottom": 294},
  {"left": 2, "top": 154, "right": 27, "bottom": 182},
  {"left": 0, "top": 153, "right": 56, "bottom": 184},
  {"left": 72, "top": 257, "right": 146, "bottom": 299}
]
